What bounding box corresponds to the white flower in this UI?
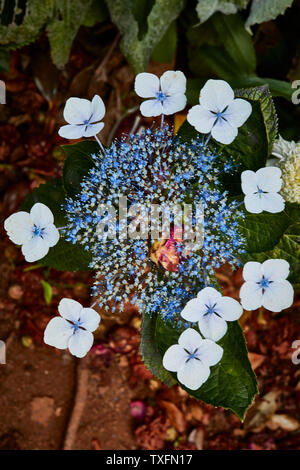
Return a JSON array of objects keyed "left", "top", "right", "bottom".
[
  {"left": 4, "top": 203, "right": 59, "bottom": 262},
  {"left": 134, "top": 71, "right": 186, "bottom": 117},
  {"left": 58, "top": 95, "right": 105, "bottom": 139},
  {"left": 241, "top": 167, "right": 285, "bottom": 213},
  {"left": 187, "top": 79, "right": 252, "bottom": 144},
  {"left": 240, "top": 259, "right": 294, "bottom": 312},
  {"left": 163, "top": 328, "right": 223, "bottom": 390},
  {"left": 44, "top": 298, "right": 101, "bottom": 358},
  {"left": 181, "top": 287, "right": 243, "bottom": 342}
]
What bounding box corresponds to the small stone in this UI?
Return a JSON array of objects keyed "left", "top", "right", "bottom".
[{"left": 31, "top": 397, "right": 54, "bottom": 426}]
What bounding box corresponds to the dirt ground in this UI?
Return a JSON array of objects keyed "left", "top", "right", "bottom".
[{"left": 0, "top": 39, "right": 300, "bottom": 450}]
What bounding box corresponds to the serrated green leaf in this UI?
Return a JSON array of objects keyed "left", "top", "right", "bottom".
[
  {"left": 41, "top": 279, "right": 53, "bottom": 305},
  {"left": 21, "top": 179, "right": 92, "bottom": 271},
  {"left": 155, "top": 317, "right": 257, "bottom": 420},
  {"left": 62, "top": 140, "right": 99, "bottom": 198},
  {"left": 240, "top": 205, "right": 296, "bottom": 254},
  {"left": 220, "top": 85, "right": 278, "bottom": 172},
  {"left": 0, "top": 0, "right": 52, "bottom": 48},
  {"left": 106, "top": 0, "right": 184, "bottom": 73},
  {"left": 245, "top": 0, "right": 294, "bottom": 30},
  {"left": 196, "top": 0, "right": 249, "bottom": 24}
]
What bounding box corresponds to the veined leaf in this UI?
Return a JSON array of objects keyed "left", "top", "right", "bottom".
[
  {"left": 62, "top": 140, "right": 99, "bottom": 198},
  {"left": 140, "top": 312, "right": 177, "bottom": 387},
  {"left": 245, "top": 0, "right": 294, "bottom": 30},
  {"left": 153, "top": 316, "right": 257, "bottom": 420},
  {"left": 106, "top": 0, "right": 184, "bottom": 72}
]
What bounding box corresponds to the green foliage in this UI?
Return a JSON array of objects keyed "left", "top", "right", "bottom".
[
  {"left": 141, "top": 312, "right": 257, "bottom": 420},
  {"left": 41, "top": 279, "right": 53, "bottom": 305},
  {"left": 0, "top": 0, "right": 52, "bottom": 48},
  {"left": 140, "top": 312, "right": 177, "bottom": 387},
  {"left": 47, "top": 0, "right": 93, "bottom": 68},
  {"left": 105, "top": 0, "right": 184, "bottom": 72},
  {"left": 245, "top": 0, "right": 294, "bottom": 30},
  {"left": 196, "top": 0, "right": 249, "bottom": 24},
  {"left": 21, "top": 179, "right": 92, "bottom": 271},
  {"left": 178, "top": 84, "right": 278, "bottom": 174},
  {"left": 0, "top": 0, "right": 94, "bottom": 68},
  {"left": 187, "top": 13, "right": 293, "bottom": 102},
  {"left": 195, "top": 0, "right": 294, "bottom": 29},
  {"left": 222, "top": 85, "right": 278, "bottom": 170},
  {"left": 62, "top": 140, "right": 98, "bottom": 198},
  {"left": 210, "top": 13, "right": 256, "bottom": 76},
  {"left": 0, "top": 47, "right": 10, "bottom": 71},
  {"left": 151, "top": 21, "right": 177, "bottom": 63},
  {"left": 240, "top": 203, "right": 300, "bottom": 286}
]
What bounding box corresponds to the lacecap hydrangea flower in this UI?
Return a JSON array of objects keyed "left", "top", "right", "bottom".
[
  {"left": 163, "top": 328, "right": 223, "bottom": 390},
  {"left": 241, "top": 167, "right": 285, "bottom": 214},
  {"left": 187, "top": 79, "right": 252, "bottom": 145},
  {"left": 44, "top": 298, "right": 101, "bottom": 358},
  {"left": 181, "top": 287, "right": 243, "bottom": 341},
  {"left": 58, "top": 95, "right": 105, "bottom": 139},
  {"left": 4, "top": 203, "right": 59, "bottom": 262},
  {"left": 135, "top": 71, "right": 186, "bottom": 117},
  {"left": 240, "top": 259, "right": 294, "bottom": 312}
]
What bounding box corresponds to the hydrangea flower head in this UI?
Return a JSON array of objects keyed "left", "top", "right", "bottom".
[{"left": 64, "top": 125, "right": 245, "bottom": 322}]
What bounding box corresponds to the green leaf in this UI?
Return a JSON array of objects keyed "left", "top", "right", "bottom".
[
  {"left": 0, "top": 0, "right": 52, "bottom": 49},
  {"left": 154, "top": 316, "right": 257, "bottom": 420},
  {"left": 240, "top": 209, "right": 293, "bottom": 254},
  {"left": 222, "top": 85, "right": 278, "bottom": 171},
  {"left": 0, "top": 47, "right": 10, "bottom": 72},
  {"left": 240, "top": 203, "right": 300, "bottom": 286},
  {"left": 47, "top": 0, "right": 93, "bottom": 68},
  {"left": 83, "top": 0, "right": 109, "bottom": 27},
  {"left": 62, "top": 140, "right": 99, "bottom": 198},
  {"left": 245, "top": 0, "right": 294, "bottom": 30},
  {"left": 211, "top": 13, "right": 256, "bottom": 75},
  {"left": 196, "top": 0, "right": 249, "bottom": 24},
  {"left": 41, "top": 280, "right": 53, "bottom": 305},
  {"left": 140, "top": 312, "right": 177, "bottom": 387},
  {"left": 21, "top": 178, "right": 67, "bottom": 226},
  {"left": 21, "top": 179, "right": 92, "bottom": 271},
  {"left": 151, "top": 21, "right": 177, "bottom": 63},
  {"left": 39, "top": 238, "right": 92, "bottom": 271},
  {"left": 106, "top": 0, "right": 184, "bottom": 72}
]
